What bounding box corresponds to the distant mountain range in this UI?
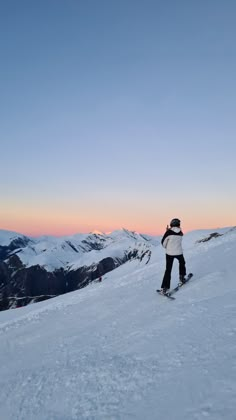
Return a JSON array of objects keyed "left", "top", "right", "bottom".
[{"left": 0, "top": 229, "right": 160, "bottom": 310}]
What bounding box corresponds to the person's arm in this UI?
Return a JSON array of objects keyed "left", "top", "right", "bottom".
[{"left": 161, "top": 230, "right": 170, "bottom": 248}]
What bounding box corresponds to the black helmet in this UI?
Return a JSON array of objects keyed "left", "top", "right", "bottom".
[{"left": 170, "top": 218, "right": 181, "bottom": 227}]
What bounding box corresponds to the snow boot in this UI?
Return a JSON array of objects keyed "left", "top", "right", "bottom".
[{"left": 160, "top": 288, "right": 169, "bottom": 295}]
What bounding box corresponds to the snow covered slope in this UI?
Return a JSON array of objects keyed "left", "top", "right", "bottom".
[
  {"left": 0, "top": 227, "right": 236, "bottom": 419},
  {"left": 0, "top": 228, "right": 158, "bottom": 271},
  {"left": 0, "top": 230, "right": 30, "bottom": 247}
]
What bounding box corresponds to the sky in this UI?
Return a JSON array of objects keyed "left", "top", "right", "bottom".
[{"left": 1, "top": 0, "right": 235, "bottom": 236}]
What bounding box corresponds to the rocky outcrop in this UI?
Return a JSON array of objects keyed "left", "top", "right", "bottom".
[
  {"left": 0, "top": 236, "right": 31, "bottom": 261},
  {"left": 0, "top": 253, "right": 130, "bottom": 311},
  {"left": 196, "top": 232, "right": 223, "bottom": 243}
]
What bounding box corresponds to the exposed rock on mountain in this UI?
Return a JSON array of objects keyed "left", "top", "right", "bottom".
[{"left": 0, "top": 229, "right": 157, "bottom": 310}]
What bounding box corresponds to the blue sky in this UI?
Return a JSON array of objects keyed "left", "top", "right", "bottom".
[{"left": 1, "top": 0, "right": 235, "bottom": 235}]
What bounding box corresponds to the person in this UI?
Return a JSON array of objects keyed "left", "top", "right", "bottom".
[{"left": 160, "top": 218, "right": 186, "bottom": 294}]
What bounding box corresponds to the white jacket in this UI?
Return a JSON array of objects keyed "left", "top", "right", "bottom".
[{"left": 161, "top": 227, "right": 183, "bottom": 256}]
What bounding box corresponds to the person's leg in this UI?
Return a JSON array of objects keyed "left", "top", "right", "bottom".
[
  {"left": 177, "top": 254, "right": 186, "bottom": 279},
  {"left": 161, "top": 255, "right": 174, "bottom": 289}
]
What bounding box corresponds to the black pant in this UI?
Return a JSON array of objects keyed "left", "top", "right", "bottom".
[{"left": 161, "top": 254, "right": 186, "bottom": 289}]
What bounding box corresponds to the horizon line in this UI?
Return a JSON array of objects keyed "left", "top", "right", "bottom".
[{"left": 0, "top": 225, "right": 234, "bottom": 239}]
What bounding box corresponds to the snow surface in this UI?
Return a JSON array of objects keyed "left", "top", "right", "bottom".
[{"left": 0, "top": 227, "right": 236, "bottom": 419}]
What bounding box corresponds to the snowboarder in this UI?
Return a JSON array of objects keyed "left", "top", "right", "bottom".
[{"left": 160, "top": 218, "right": 186, "bottom": 294}]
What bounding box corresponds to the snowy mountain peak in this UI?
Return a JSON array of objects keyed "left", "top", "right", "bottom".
[
  {"left": 0, "top": 229, "right": 31, "bottom": 247},
  {"left": 89, "top": 230, "right": 105, "bottom": 235}
]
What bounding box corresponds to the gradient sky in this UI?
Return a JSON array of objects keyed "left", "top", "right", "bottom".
[{"left": 1, "top": 0, "right": 236, "bottom": 236}]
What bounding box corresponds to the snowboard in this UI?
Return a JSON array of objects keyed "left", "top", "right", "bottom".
[
  {"left": 156, "top": 290, "right": 176, "bottom": 300},
  {"left": 169, "top": 273, "right": 193, "bottom": 296},
  {"left": 156, "top": 273, "right": 193, "bottom": 300}
]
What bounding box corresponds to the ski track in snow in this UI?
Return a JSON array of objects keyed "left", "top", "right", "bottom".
[{"left": 0, "top": 230, "right": 236, "bottom": 419}]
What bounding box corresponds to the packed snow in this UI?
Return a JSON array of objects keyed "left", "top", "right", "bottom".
[{"left": 0, "top": 227, "right": 236, "bottom": 419}]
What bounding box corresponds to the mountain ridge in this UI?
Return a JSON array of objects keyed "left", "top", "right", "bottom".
[{"left": 0, "top": 228, "right": 158, "bottom": 310}]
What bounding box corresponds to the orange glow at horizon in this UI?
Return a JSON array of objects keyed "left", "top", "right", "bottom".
[
  {"left": 0, "top": 215, "right": 233, "bottom": 238},
  {"left": 1, "top": 198, "right": 235, "bottom": 237}
]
